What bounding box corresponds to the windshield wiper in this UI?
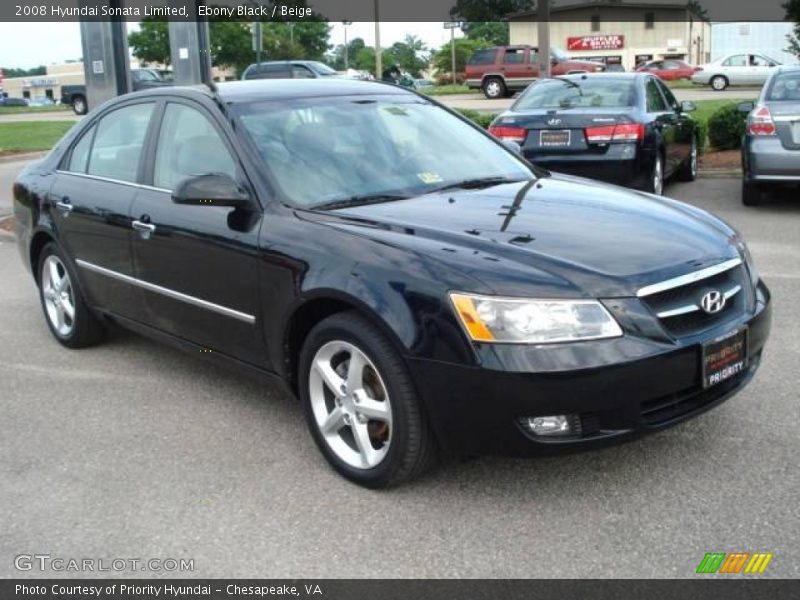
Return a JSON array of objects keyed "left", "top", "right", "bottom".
[
  {"left": 428, "top": 176, "right": 527, "bottom": 193},
  {"left": 310, "top": 193, "right": 410, "bottom": 211}
]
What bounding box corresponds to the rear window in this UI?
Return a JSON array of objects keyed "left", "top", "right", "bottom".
[
  {"left": 766, "top": 72, "right": 800, "bottom": 101},
  {"left": 515, "top": 78, "right": 637, "bottom": 109},
  {"left": 468, "top": 49, "right": 498, "bottom": 66}
]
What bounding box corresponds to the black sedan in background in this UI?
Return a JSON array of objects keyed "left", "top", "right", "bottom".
[
  {"left": 489, "top": 73, "right": 699, "bottom": 195},
  {"left": 13, "top": 80, "right": 769, "bottom": 487}
]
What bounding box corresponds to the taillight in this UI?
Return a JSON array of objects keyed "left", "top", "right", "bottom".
[
  {"left": 747, "top": 106, "right": 777, "bottom": 136},
  {"left": 489, "top": 125, "right": 527, "bottom": 143},
  {"left": 585, "top": 122, "right": 644, "bottom": 143}
]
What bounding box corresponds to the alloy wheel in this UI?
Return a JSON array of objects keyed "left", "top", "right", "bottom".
[
  {"left": 485, "top": 80, "right": 501, "bottom": 98},
  {"left": 41, "top": 255, "right": 76, "bottom": 337},
  {"left": 653, "top": 156, "right": 664, "bottom": 196},
  {"left": 308, "top": 340, "right": 392, "bottom": 469},
  {"left": 690, "top": 139, "right": 698, "bottom": 178}
]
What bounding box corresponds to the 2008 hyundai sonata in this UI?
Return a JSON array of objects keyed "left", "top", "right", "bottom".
[{"left": 13, "top": 79, "right": 771, "bottom": 487}]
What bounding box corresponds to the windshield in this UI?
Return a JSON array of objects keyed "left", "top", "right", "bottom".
[
  {"left": 515, "top": 78, "right": 636, "bottom": 109},
  {"left": 134, "top": 69, "right": 160, "bottom": 81},
  {"left": 766, "top": 71, "right": 800, "bottom": 101},
  {"left": 233, "top": 96, "right": 532, "bottom": 208},
  {"left": 308, "top": 62, "right": 338, "bottom": 76}
]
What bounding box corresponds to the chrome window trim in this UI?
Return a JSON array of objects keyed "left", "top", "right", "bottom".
[
  {"left": 637, "top": 258, "right": 742, "bottom": 298},
  {"left": 75, "top": 259, "right": 255, "bottom": 325},
  {"left": 55, "top": 170, "right": 171, "bottom": 194}
]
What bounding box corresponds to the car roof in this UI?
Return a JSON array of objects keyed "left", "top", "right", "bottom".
[
  {"left": 556, "top": 72, "right": 643, "bottom": 82},
  {"left": 215, "top": 79, "right": 412, "bottom": 102}
]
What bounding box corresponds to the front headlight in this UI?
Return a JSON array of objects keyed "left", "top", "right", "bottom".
[
  {"left": 449, "top": 293, "right": 623, "bottom": 344},
  {"left": 734, "top": 237, "right": 759, "bottom": 288}
]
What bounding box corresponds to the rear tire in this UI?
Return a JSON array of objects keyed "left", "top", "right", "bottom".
[
  {"left": 37, "top": 242, "right": 105, "bottom": 348},
  {"left": 742, "top": 181, "right": 763, "bottom": 206},
  {"left": 710, "top": 75, "right": 728, "bottom": 91},
  {"left": 482, "top": 77, "right": 506, "bottom": 100},
  {"left": 643, "top": 153, "right": 665, "bottom": 195},
  {"left": 298, "top": 311, "right": 437, "bottom": 488},
  {"left": 678, "top": 136, "right": 698, "bottom": 182}
]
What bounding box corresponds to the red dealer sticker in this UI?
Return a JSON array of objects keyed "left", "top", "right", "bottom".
[{"left": 567, "top": 35, "right": 625, "bottom": 51}]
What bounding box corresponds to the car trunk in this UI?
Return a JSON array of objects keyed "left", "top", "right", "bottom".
[{"left": 771, "top": 102, "right": 800, "bottom": 151}]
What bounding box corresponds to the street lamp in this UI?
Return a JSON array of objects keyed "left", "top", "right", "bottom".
[
  {"left": 374, "top": 1, "right": 381, "bottom": 79},
  {"left": 342, "top": 21, "right": 353, "bottom": 70}
]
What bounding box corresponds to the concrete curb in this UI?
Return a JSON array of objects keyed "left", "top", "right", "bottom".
[{"left": 0, "top": 151, "right": 47, "bottom": 164}]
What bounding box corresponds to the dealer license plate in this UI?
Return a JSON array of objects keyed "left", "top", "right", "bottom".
[
  {"left": 540, "top": 130, "right": 571, "bottom": 147},
  {"left": 701, "top": 328, "right": 748, "bottom": 389}
]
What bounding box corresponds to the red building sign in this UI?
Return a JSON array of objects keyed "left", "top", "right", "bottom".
[{"left": 567, "top": 35, "right": 625, "bottom": 51}]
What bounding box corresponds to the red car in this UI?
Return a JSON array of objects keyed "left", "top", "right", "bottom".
[
  {"left": 465, "top": 45, "right": 605, "bottom": 99},
  {"left": 636, "top": 59, "right": 699, "bottom": 81}
]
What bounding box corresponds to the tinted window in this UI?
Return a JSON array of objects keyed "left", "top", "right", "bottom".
[
  {"left": 292, "top": 65, "right": 316, "bottom": 79},
  {"left": 724, "top": 55, "right": 746, "bottom": 67},
  {"left": 245, "top": 63, "right": 290, "bottom": 79},
  {"left": 503, "top": 49, "right": 525, "bottom": 64},
  {"left": 235, "top": 97, "right": 531, "bottom": 208},
  {"left": 468, "top": 49, "right": 497, "bottom": 65},
  {"left": 87, "top": 103, "right": 154, "bottom": 183},
  {"left": 515, "top": 78, "right": 636, "bottom": 109},
  {"left": 153, "top": 103, "right": 237, "bottom": 190},
  {"left": 67, "top": 125, "right": 95, "bottom": 173},
  {"left": 645, "top": 79, "right": 667, "bottom": 112},
  {"left": 766, "top": 71, "right": 800, "bottom": 101}
]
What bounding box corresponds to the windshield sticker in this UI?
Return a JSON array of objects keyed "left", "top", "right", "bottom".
[{"left": 417, "top": 172, "right": 443, "bottom": 184}]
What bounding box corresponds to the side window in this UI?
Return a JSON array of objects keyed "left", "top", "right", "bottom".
[
  {"left": 87, "top": 103, "right": 154, "bottom": 183},
  {"left": 66, "top": 124, "right": 96, "bottom": 173},
  {"left": 645, "top": 79, "right": 667, "bottom": 112},
  {"left": 153, "top": 103, "right": 237, "bottom": 191},
  {"left": 467, "top": 49, "right": 497, "bottom": 66},
  {"left": 503, "top": 48, "right": 525, "bottom": 64},
  {"left": 292, "top": 65, "right": 315, "bottom": 78},
  {"left": 723, "top": 55, "right": 746, "bottom": 67},
  {"left": 656, "top": 79, "right": 679, "bottom": 110}
]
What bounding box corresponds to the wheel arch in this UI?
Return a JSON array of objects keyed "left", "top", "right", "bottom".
[{"left": 29, "top": 230, "right": 56, "bottom": 282}]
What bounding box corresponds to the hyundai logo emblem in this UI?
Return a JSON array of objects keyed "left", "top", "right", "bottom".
[
  {"left": 700, "top": 290, "right": 726, "bottom": 314},
  {"left": 547, "top": 117, "right": 562, "bottom": 126}
]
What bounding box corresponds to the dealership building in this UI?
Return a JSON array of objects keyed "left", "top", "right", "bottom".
[{"left": 507, "top": 2, "right": 711, "bottom": 70}]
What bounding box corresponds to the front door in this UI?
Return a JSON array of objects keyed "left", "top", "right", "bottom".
[
  {"left": 130, "top": 99, "right": 265, "bottom": 364},
  {"left": 49, "top": 101, "right": 156, "bottom": 320}
]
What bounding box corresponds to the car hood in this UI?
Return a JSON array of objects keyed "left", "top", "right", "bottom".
[{"left": 321, "top": 175, "right": 739, "bottom": 298}]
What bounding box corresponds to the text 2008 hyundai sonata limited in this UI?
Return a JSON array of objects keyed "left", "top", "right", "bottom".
[{"left": 13, "top": 80, "right": 771, "bottom": 487}]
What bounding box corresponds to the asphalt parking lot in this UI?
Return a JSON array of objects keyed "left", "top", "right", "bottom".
[{"left": 0, "top": 177, "right": 798, "bottom": 579}]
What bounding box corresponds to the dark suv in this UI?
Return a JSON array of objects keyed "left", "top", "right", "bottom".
[
  {"left": 466, "top": 45, "right": 606, "bottom": 99},
  {"left": 241, "top": 60, "right": 340, "bottom": 80}
]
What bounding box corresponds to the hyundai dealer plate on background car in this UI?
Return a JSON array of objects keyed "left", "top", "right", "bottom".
[
  {"left": 540, "top": 129, "right": 570, "bottom": 146},
  {"left": 702, "top": 328, "right": 748, "bottom": 389}
]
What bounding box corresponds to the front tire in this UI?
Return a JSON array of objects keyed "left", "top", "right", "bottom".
[
  {"left": 37, "top": 242, "right": 105, "bottom": 348},
  {"left": 71, "top": 95, "right": 87, "bottom": 115},
  {"left": 482, "top": 77, "right": 506, "bottom": 100},
  {"left": 299, "top": 312, "right": 436, "bottom": 488},
  {"left": 678, "top": 136, "right": 698, "bottom": 182}
]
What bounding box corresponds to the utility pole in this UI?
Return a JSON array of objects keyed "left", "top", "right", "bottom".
[
  {"left": 252, "top": 21, "right": 263, "bottom": 66},
  {"left": 343, "top": 21, "right": 352, "bottom": 70},
  {"left": 538, "top": 0, "right": 551, "bottom": 78},
  {"left": 444, "top": 22, "right": 460, "bottom": 85},
  {"left": 374, "top": 1, "right": 382, "bottom": 78}
]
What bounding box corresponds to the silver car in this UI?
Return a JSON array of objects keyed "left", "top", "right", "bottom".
[
  {"left": 739, "top": 66, "right": 800, "bottom": 205},
  {"left": 692, "top": 53, "right": 780, "bottom": 91}
]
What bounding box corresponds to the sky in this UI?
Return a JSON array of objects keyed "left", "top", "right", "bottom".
[{"left": 0, "top": 22, "right": 463, "bottom": 69}]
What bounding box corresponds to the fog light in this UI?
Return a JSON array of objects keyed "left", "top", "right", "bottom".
[{"left": 521, "top": 415, "right": 574, "bottom": 437}]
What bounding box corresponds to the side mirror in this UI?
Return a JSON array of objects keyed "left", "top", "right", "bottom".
[
  {"left": 172, "top": 173, "right": 251, "bottom": 208},
  {"left": 737, "top": 101, "right": 755, "bottom": 114},
  {"left": 680, "top": 100, "right": 697, "bottom": 113}
]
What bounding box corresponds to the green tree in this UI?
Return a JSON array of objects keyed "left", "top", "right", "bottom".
[
  {"left": 462, "top": 22, "right": 509, "bottom": 45},
  {"left": 128, "top": 18, "right": 171, "bottom": 65},
  {"left": 327, "top": 37, "right": 367, "bottom": 70},
  {"left": 786, "top": 0, "right": 800, "bottom": 58},
  {"left": 432, "top": 38, "right": 488, "bottom": 83},
  {"left": 386, "top": 35, "right": 429, "bottom": 77},
  {"left": 1, "top": 66, "right": 46, "bottom": 78}
]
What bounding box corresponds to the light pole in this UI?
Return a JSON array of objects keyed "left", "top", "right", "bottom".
[
  {"left": 444, "top": 22, "right": 460, "bottom": 85},
  {"left": 342, "top": 21, "right": 352, "bottom": 70},
  {"left": 374, "top": 1, "right": 381, "bottom": 78},
  {"left": 538, "top": 0, "right": 551, "bottom": 78}
]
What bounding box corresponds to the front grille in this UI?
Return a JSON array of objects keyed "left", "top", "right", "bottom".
[
  {"left": 639, "top": 263, "right": 751, "bottom": 338},
  {"left": 640, "top": 366, "right": 751, "bottom": 426}
]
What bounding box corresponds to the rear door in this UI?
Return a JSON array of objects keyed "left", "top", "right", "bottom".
[
  {"left": 722, "top": 54, "right": 748, "bottom": 85},
  {"left": 50, "top": 100, "right": 156, "bottom": 319},
  {"left": 129, "top": 99, "right": 265, "bottom": 364},
  {"left": 501, "top": 47, "right": 533, "bottom": 89}
]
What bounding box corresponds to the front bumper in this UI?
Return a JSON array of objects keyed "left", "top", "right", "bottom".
[{"left": 408, "top": 281, "right": 771, "bottom": 457}]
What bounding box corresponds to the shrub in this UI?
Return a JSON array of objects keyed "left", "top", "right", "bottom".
[
  {"left": 435, "top": 73, "right": 465, "bottom": 86},
  {"left": 707, "top": 104, "right": 746, "bottom": 150},
  {"left": 455, "top": 108, "right": 494, "bottom": 129}
]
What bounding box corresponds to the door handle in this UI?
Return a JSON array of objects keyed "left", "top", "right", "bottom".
[
  {"left": 55, "top": 197, "right": 72, "bottom": 212},
  {"left": 132, "top": 220, "right": 156, "bottom": 233}
]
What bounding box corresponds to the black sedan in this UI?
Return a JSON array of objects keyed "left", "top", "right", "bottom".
[
  {"left": 489, "top": 73, "right": 699, "bottom": 194},
  {"left": 13, "top": 80, "right": 770, "bottom": 487}
]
